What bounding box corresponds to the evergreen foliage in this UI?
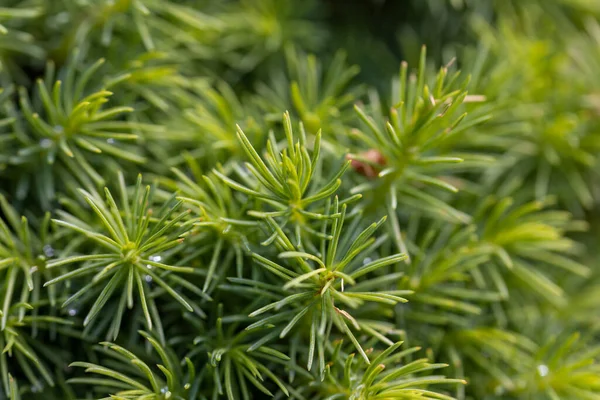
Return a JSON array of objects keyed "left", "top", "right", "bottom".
[{"left": 0, "top": 1, "right": 599, "bottom": 399}]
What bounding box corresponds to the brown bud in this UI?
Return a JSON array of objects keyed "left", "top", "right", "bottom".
[{"left": 347, "top": 149, "right": 386, "bottom": 179}]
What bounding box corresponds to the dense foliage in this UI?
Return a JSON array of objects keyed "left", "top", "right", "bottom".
[{"left": 1, "top": 1, "right": 600, "bottom": 399}]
